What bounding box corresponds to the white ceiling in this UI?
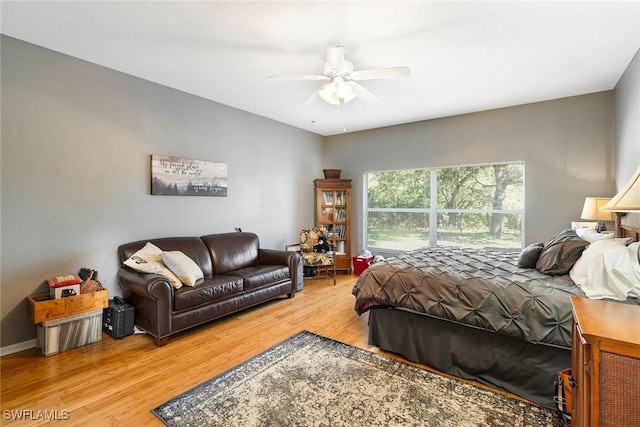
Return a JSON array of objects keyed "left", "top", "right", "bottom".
[{"left": 2, "top": 1, "right": 639, "bottom": 136}]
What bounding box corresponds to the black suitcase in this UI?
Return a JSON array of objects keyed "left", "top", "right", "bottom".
[{"left": 103, "top": 296, "right": 135, "bottom": 339}]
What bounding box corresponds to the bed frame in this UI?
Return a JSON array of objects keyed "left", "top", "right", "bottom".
[
  {"left": 618, "top": 220, "right": 640, "bottom": 242},
  {"left": 368, "top": 220, "right": 640, "bottom": 410},
  {"left": 368, "top": 307, "right": 569, "bottom": 409}
]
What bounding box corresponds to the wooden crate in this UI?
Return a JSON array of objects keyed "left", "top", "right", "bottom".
[{"left": 27, "top": 289, "right": 108, "bottom": 324}]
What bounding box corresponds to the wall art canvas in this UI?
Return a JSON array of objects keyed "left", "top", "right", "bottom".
[{"left": 151, "top": 155, "right": 227, "bottom": 196}]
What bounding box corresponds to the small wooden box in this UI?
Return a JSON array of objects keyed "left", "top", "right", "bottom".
[{"left": 27, "top": 290, "right": 108, "bottom": 324}]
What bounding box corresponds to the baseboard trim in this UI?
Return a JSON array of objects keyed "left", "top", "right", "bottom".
[{"left": 1, "top": 339, "right": 37, "bottom": 357}]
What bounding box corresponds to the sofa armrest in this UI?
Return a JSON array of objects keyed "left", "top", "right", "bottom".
[
  {"left": 258, "top": 249, "right": 301, "bottom": 296},
  {"left": 118, "top": 268, "right": 173, "bottom": 299},
  {"left": 117, "top": 267, "right": 174, "bottom": 341},
  {"left": 259, "top": 248, "right": 294, "bottom": 265}
]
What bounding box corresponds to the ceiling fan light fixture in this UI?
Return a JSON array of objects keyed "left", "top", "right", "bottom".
[
  {"left": 338, "top": 81, "right": 356, "bottom": 104},
  {"left": 318, "top": 82, "right": 341, "bottom": 105},
  {"left": 270, "top": 45, "right": 409, "bottom": 107},
  {"left": 319, "top": 78, "right": 357, "bottom": 105}
]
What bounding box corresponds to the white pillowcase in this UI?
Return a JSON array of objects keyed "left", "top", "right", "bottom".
[
  {"left": 124, "top": 242, "right": 183, "bottom": 289},
  {"left": 570, "top": 240, "right": 640, "bottom": 300},
  {"left": 576, "top": 228, "right": 614, "bottom": 243},
  {"left": 623, "top": 242, "right": 640, "bottom": 298},
  {"left": 162, "top": 251, "right": 204, "bottom": 287}
]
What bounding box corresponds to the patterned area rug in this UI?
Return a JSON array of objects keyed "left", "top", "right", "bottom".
[{"left": 153, "top": 331, "right": 562, "bottom": 427}]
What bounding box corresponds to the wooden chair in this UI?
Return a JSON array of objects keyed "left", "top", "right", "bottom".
[{"left": 286, "top": 228, "right": 336, "bottom": 285}]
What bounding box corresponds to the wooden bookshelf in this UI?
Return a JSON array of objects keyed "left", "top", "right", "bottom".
[{"left": 314, "top": 179, "right": 352, "bottom": 273}]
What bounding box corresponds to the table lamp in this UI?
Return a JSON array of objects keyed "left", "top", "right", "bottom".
[
  {"left": 581, "top": 197, "right": 614, "bottom": 232},
  {"left": 600, "top": 165, "right": 640, "bottom": 213}
]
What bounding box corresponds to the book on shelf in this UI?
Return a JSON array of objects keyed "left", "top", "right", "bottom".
[{"left": 323, "top": 192, "right": 333, "bottom": 205}]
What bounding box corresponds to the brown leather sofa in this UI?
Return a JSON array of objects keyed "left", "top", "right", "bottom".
[{"left": 117, "top": 232, "right": 301, "bottom": 346}]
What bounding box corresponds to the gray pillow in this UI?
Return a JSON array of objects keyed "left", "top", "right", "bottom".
[
  {"left": 518, "top": 242, "right": 544, "bottom": 268},
  {"left": 536, "top": 230, "right": 589, "bottom": 276}
]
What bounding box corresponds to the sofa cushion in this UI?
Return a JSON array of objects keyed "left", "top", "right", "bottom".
[
  {"left": 173, "top": 276, "right": 243, "bottom": 311},
  {"left": 123, "top": 242, "right": 183, "bottom": 289},
  {"left": 201, "top": 232, "right": 260, "bottom": 274},
  {"left": 162, "top": 250, "right": 204, "bottom": 287},
  {"left": 227, "top": 265, "right": 290, "bottom": 291},
  {"left": 119, "top": 237, "right": 213, "bottom": 277}
]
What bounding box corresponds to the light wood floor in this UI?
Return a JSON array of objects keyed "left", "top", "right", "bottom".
[{"left": 1, "top": 275, "right": 524, "bottom": 426}]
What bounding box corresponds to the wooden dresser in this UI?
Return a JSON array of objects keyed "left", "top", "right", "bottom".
[{"left": 570, "top": 297, "right": 640, "bottom": 427}]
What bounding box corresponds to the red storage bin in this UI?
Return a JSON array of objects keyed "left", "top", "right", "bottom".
[{"left": 353, "top": 256, "right": 374, "bottom": 275}]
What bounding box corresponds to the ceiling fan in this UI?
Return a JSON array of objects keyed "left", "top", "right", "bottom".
[{"left": 268, "top": 46, "right": 410, "bottom": 106}]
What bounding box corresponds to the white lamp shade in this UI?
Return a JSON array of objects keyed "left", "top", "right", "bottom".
[
  {"left": 581, "top": 197, "right": 615, "bottom": 221},
  {"left": 318, "top": 83, "right": 341, "bottom": 105},
  {"left": 337, "top": 81, "right": 356, "bottom": 103},
  {"left": 601, "top": 165, "right": 640, "bottom": 212}
]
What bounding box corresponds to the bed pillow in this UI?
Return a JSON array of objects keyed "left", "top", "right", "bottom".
[
  {"left": 625, "top": 242, "right": 640, "bottom": 298},
  {"left": 517, "top": 242, "right": 544, "bottom": 268},
  {"left": 123, "top": 242, "right": 183, "bottom": 289},
  {"left": 576, "top": 229, "right": 615, "bottom": 243},
  {"left": 162, "top": 251, "right": 204, "bottom": 287},
  {"left": 536, "top": 230, "right": 589, "bottom": 276},
  {"left": 570, "top": 240, "right": 639, "bottom": 300}
]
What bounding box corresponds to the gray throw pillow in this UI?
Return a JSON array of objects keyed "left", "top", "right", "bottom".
[
  {"left": 536, "top": 230, "right": 589, "bottom": 276},
  {"left": 518, "top": 242, "right": 544, "bottom": 268}
]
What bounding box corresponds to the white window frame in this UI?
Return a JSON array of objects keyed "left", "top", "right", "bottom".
[{"left": 362, "top": 162, "right": 525, "bottom": 252}]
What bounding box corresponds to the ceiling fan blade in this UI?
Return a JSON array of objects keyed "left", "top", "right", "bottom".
[
  {"left": 350, "top": 66, "right": 410, "bottom": 81},
  {"left": 268, "top": 75, "right": 330, "bottom": 81},
  {"left": 325, "top": 46, "right": 345, "bottom": 70},
  {"left": 271, "top": 46, "right": 405, "bottom": 106},
  {"left": 348, "top": 81, "right": 379, "bottom": 103}
]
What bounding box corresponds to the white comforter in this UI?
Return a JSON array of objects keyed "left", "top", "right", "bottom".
[{"left": 570, "top": 240, "right": 640, "bottom": 300}]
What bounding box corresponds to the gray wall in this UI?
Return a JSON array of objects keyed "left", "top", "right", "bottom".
[
  {"left": 1, "top": 36, "right": 324, "bottom": 349},
  {"left": 2, "top": 35, "right": 636, "bottom": 351},
  {"left": 614, "top": 49, "right": 640, "bottom": 183},
  {"left": 613, "top": 49, "right": 640, "bottom": 229},
  {"left": 325, "top": 93, "right": 618, "bottom": 252}
]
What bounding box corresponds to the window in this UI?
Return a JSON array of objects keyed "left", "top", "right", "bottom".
[{"left": 365, "top": 162, "right": 524, "bottom": 252}]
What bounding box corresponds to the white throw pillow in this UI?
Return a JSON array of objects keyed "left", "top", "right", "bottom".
[
  {"left": 576, "top": 229, "right": 614, "bottom": 243},
  {"left": 569, "top": 239, "right": 635, "bottom": 300},
  {"left": 123, "top": 242, "right": 183, "bottom": 289},
  {"left": 162, "top": 251, "right": 204, "bottom": 287}
]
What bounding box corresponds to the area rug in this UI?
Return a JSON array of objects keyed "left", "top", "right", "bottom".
[{"left": 152, "top": 331, "right": 562, "bottom": 427}]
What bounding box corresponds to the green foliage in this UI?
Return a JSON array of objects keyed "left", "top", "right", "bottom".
[
  {"left": 366, "top": 163, "right": 524, "bottom": 249},
  {"left": 368, "top": 170, "right": 431, "bottom": 208}
]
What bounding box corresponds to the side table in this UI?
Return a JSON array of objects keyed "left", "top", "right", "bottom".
[{"left": 570, "top": 297, "right": 640, "bottom": 427}]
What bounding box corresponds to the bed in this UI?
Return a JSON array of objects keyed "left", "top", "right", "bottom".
[{"left": 352, "top": 224, "right": 640, "bottom": 409}]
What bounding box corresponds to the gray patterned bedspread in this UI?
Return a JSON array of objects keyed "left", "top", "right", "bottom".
[{"left": 352, "top": 246, "right": 585, "bottom": 349}]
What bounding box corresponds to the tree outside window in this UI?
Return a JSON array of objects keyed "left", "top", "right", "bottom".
[{"left": 366, "top": 163, "right": 524, "bottom": 252}]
